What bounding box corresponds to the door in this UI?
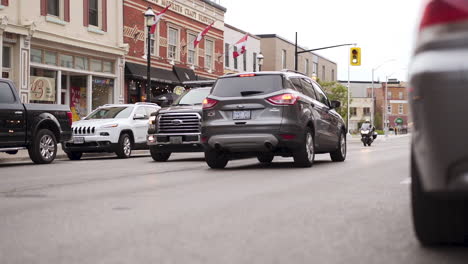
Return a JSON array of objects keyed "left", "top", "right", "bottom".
[
  {"left": 0, "top": 82, "right": 26, "bottom": 147},
  {"left": 312, "top": 82, "right": 338, "bottom": 149},
  {"left": 132, "top": 106, "right": 149, "bottom": 143}
]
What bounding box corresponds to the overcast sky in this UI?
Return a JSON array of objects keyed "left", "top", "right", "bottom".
[{"left": 218, "top": 0, "right": 423, "bottom": 82}]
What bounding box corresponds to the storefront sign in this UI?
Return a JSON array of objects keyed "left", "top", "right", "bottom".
[
  {"left": 146, "top": 0, "right": 217, "bottom": 26},
  {"left": 173, "top": 86, "right": 185, "bottom": 95},
  {"left": 30, "top": 76, "right": 56, "bottom": 102}
]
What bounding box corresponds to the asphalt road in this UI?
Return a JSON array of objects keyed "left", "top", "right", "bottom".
[{"left": 1, "top": 136, "right": 467, "bottom": 264}]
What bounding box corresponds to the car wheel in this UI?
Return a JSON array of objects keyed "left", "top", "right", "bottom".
[
  {"left": 330, "top": 131, "right": 346, "bottom": 162},
  {"left": 205, "top": 148, "right": 229, "bottom": 169},
  {"left": 257, "top": 153, "right": 274, "bottom": 163},
  {"left": 67, "top": 151, "right": 83, "bottom": 161},
  {"left": 115, "top": 133, "right": 132, "bottom": 159},
  {"left": 150, "top": 146, "right": 171, "bottom": 162},
  {"left": 293, "top": 128, "right": 315, "bottom": 168},
  {"left": 28, "top": 129, "right": 57, "bottom": 164},
  {"left": 411, "top": 149, "right": 468, "bottom": 245}
]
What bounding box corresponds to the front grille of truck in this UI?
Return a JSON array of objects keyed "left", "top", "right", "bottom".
[
  {"left": 157, "top": 113, "right": 201, "bottom": 134},
  {"left": 73, "top": 126, "right": 96, "bottom": 135}
]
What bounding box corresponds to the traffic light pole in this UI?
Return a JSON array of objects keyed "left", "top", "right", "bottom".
[{"left": 294, "top": 32, "right": 356, "bottom": 71}]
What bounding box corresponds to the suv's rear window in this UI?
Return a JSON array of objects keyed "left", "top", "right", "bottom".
[{"left": 212, "top": 75, "right": 283, "bottom": 97}]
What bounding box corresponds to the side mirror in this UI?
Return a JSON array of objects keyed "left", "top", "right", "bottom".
[
  {"left": 330, "top": 100, "right": 341, "bottom": 109},
  {"left": 133, "top": 113, "right": 146, "bottom": 120}
]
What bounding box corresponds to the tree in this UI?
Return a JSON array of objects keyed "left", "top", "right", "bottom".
[
  {"left": 374, "top": 110, "right": 383, "bottom": 130},
  {"left": 318, "top": 81, "right": 350, "bottom": 124}
]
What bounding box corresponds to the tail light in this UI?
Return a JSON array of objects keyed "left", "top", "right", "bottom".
[
  {"left": 203, "top": 98, "right": 218, "bottom": 109},
  {"left": 66, "top": 111, "right": 73, "bottom": 126},
  {"left": 419, "top": 0, "right": 468, "bottom": 30},
  {"left": 267, "top": 93, "right": 298, "bottom": 105}
]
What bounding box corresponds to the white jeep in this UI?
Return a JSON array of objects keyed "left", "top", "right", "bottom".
[{"left": 63, "top": 103, "right": 160, "bottom": 160}]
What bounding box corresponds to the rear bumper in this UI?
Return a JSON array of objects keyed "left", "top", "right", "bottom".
[
  {"left": 411, "top": 52, "right": 468, "bottom": 193},
  {"left": 204, "top": 133, "right": 303, "bottom": 153}
]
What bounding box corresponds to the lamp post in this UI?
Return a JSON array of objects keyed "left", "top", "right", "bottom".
[
  {"left": 371, "top": 59, "right": 395, "bottom": 126},
  {"left": 144, "top": 7, "right": 156, "bottom": 103},
  {"left": 257, "top": 52, "right": 264, "bottom": 72}
]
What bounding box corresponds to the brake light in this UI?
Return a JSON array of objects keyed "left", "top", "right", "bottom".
[
  {"left": 239, "top": 74, "right": 256, "bottom": 77},
  {"left": 267, "top": 93, "right": 298, "bottom": 105},
  {"left": 280, "top": 134, "right": 296, "bottom": 140},
  {"left": 203, "top": 98, "right": 218, "bottom": 109},
  {"left": 66, "top": 111, "right": 73, "bottom": 126},
  {"left": 419, "top": 0, "right": 468, "bottom": 30}
]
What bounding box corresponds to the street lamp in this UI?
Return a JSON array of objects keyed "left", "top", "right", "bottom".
[
  {"left": 257, "top": 52, "right": 264, "bottom": 72},
  {"left": 371, "top": 59, "right": 395, "bottom": 126},
  {"left": 144, "top": 7, "right": 156, "bottom": 103}
]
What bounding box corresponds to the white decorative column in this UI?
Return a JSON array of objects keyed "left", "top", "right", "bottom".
[
  {"left": 56, "top": 70, "right": 62, "bottom": 104},
  {"left": 65, "top": 74, "right": 70, "bottom": 106},
  {"left": 87, "top": 75, "right": 93, "bottom": 115},
  {"left": 0, "top": 15, "right": 8, "bottom": 81}
]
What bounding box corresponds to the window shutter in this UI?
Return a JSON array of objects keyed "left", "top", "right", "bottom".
[
  {"left": 40, "top": 0, "right": 47, "bottom": 16},
  {"left": 1, "top": 0, "right": 9, "bottom": 6},
  {"left": 102, "top": 0, "right": 107, "bottom": 32},
  {"left": 64, "top": 0, "right": 70, "bottom": 22},
  {"left": 83, "top": 0, "right": 89, "bottom": 27}
]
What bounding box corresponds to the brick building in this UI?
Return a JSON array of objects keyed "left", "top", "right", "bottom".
[
  {"left": 369, "top": 79, "right": 410, "bottom": 131},
  {"left": 123, "top": 0, "right": 226, "bottom": 103}
]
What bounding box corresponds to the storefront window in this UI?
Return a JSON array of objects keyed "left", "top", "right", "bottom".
[
  {"left": 30, "top": 68, "right": 57, "bottom": 104},
  {"left": 75, "top": 56, "right": 89, "bottom": 70},
  {"left": 103, "top": 61, "right": 113, "bottom": 73},
  {"left": 92, "top": 78, "right": 114, "bottom": 110},
  {"left": 90, "top": 59, "right": 102, "bottom": 72},
  {"left": 70, "top": 76, "right": 88, "bottom": 120},
  {"left": 60, "top": 54, "right": 74, "bottom": 68},
  {"left": 31, "top": 48, "right": 43, "bottom": 63},
  {"left": 45, "top": 51, "right": 58, "bottom": 66}
]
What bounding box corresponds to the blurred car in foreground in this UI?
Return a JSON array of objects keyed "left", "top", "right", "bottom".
[{"left": 410, "top": 0, "right": 468, "bottom": 245}]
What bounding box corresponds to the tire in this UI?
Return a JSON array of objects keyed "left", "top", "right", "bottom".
[
  {"left": 411, "top": 150, "right": 468, "bottom": 245},
  {"left": 28, "top": 129, "right": 57, "bottom": 164},
  {"left": 293, "top": 128, "right": 315, "bottom": 168},
  {"left": 150, "top": 146, "right": 171, "bottom": 162},
  {"left": 205, "top": 148, "right": 229, "bottom": 169},
  {"left": 363, "top": 142, "right": 367, "bottom": 147},
  {"left": 67, "top": 151, "right": 83, "bottom": 161},
  {"left": 257, "top": 153, "right": 274, "bottom": 163},
  {"left": 115, "top": 133, "right": 132, "bottom": 159},
  {"left": 330, "top": 131, "right": 346, "bottom": 162}
]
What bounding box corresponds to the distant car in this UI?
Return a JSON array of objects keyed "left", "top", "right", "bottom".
[
  {"left": 410, "top": 0, "right": 468, "bottom": 245},
  {"left": 147, "top": 84, "right": 213, "bottom": 162},
  {"left": 202, "top": 71, "right": 347, "bottom": 169},
  {"left": 62, "top": 103, "right": 160, "bottom": 160},
  {"left": 0, "top": 79, "right": 72, "bottom": 164}
]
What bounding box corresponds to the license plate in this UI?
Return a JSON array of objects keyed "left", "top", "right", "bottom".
[
  {"left": 233, "top": 110, "right": 251, "bottom": 120},
  {"left": 170, "top": 136, "right": 183, "bottom": 144},
  {"left": 73, "top": 137, "right": 85, "bottom": 144}
]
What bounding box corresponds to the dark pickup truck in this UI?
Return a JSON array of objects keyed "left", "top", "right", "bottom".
[
  {"left": 147, "top": 80, "right": 215, "bottom": 162},
  {"left": 0, "top": 79, "right": 72, "bottom": 164}
]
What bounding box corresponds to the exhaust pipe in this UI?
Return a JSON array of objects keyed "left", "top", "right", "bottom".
[
  {"left": 214, "top": 143, "right": 222, "bottom": 151},
  {"left": 264, "top": 141, "right": 274, "bottom": 151}
]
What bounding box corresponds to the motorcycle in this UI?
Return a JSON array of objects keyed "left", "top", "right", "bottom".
[{"left": 361, "top": 128, "right": 377, "bottom": 147}]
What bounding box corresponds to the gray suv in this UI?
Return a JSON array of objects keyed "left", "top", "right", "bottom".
[{"left": 202, "top": 71, "right": 347, "bottom": 169}]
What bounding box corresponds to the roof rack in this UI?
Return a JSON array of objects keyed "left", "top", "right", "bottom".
[{"left": 281, "top": 69, "right": 306, "bottom": 76}]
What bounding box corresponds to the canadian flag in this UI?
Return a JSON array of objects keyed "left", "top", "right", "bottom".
[
  {"left": 150, "top": 4, "right": 171, "bottom": 34},
  {"left": 194, "top": 22, "right": 215, "bottom": 48},
  {"left": 233, "top": 34, "right": 248, "bottom": 58}
]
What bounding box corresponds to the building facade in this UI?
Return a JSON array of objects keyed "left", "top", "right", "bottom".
[
  {"left": 369, "top": 80, "right": 410, "bottom": 131},
  {"left": 223, "top": 24, "right": 260, "bottom": 74},
  {"left": 348, "top": 97, "right": 373, "bottom": 132},
  {"left": 257, "top": 34, "right": 337, "bottom": 82},
  {"left": 1, "top": 0, "right": 127, "bottom": 120},
  {"left": 123, "top": 0, "right": 226, "bottom": 103}
]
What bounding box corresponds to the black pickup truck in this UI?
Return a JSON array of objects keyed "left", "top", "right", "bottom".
[{"left": 0, "top": 79, "right": 72, "bottom": 164}]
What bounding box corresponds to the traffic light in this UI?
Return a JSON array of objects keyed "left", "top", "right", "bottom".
[{"left": 350, "top": 47, "right": 361, "bottom": 66}]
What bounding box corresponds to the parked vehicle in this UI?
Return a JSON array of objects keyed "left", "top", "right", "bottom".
[
  {"left": 62, "top": 103, "right": 160, "bottom": 160},
  {"left": 409, "top": 0, "right": 468, "bottom": 245},
  {"left": 360, "top": 123, "right": 376, "bottom": 147},
  {"left": 147, "top": 80, "right": 215, "bottom": 162},
  {"left": 0, "top": 79, "right": 72, "bottom": 164},
  {"left": 201, "top": 71, "right": 347, "bottom": 169}
]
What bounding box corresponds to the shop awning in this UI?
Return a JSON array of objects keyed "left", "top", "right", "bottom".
[
  {"left": 125, "top": 62, "right": 180, "bottom": 84},
  {"left": 173, "top": 66, "right": 197, "bottom": 82}
]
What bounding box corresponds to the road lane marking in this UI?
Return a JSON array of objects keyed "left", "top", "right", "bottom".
[{"left": 400, "top": 178, "right": 411, "bottom": 185}]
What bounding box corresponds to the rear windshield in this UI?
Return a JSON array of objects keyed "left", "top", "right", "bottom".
[
  {"left": 212, "top": 75, "right": 283, "bottom": 97},
  {"left": 173, "top": 88, "right": 211, "bottom": 106}
]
